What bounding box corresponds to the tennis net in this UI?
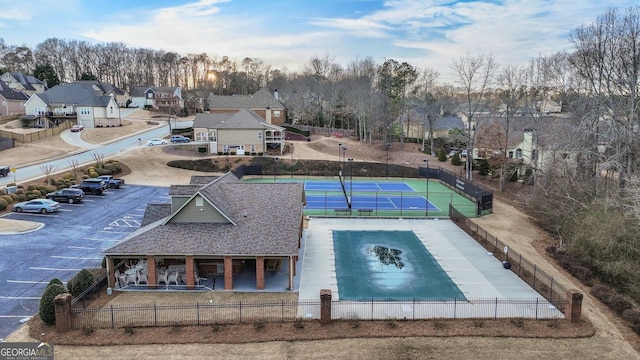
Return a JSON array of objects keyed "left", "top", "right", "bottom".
[{"left": 338, "top": 173, "right": 351, "bottom": 208}]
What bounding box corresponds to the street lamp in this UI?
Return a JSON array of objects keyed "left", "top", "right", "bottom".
[
  {"left": 385, "top": 144, "right": 390, "bottom": 179},
  {"left": 273, "top": 157, "right": 279, "bottom": 183},
  {"left": 348, "top": 158, "right": 353, "bottom": 209},
  {"left": 423, "top": 158, "right": 429, "bottom": 217},
  {"left": 341, "top": 146, "right": 348, "bottom": 173}
]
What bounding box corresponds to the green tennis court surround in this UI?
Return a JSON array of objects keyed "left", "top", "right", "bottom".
[{"left": 333, "top": 230, "right": 466, "bottom": 301}]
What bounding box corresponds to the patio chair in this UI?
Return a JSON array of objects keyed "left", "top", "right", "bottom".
[
  {"left": 137, "top": 269, "right": 148, "bottom": 285},
  {"left": 115, "top": 269, "right": 128, "bottom": 288},
  {"left": 167, "top": 270, "right": 180, "bottom": 286},
  {"left": 125, "top": 271, "right": 138, "bottom": 286},
  {"left": 157, "top": 269, "right": 169, "bottom": 285}
]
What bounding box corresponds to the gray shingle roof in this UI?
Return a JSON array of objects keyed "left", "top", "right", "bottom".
[
  {"left": 130, "top": 86, "right": 179, "bottom": 97},
  {"left": 140, "top": 204, "right": 172, "bottom": 227},
  {"left": 208, "top": 87, "right": 285, "bottom": 110},
  {"left": 189, "top": 176, "right": 220, "bottom": 185},
  {"left": 72, "top": 80, "right": 125, "bottom": 95},
  {"left": 104, "top": 174, "right": 305, "bottom": 256},
  {"left": 37, "top": 83, "right": 115, "bottom": 107},
  {"left": 193, "top": 109, "right": 268, "bottom": 129},
  {"left": 8, "top": 72, "right": 45, "bottom": 91},
  {"left": 0, "top": 79, "right": 29, "bottom": 101}
]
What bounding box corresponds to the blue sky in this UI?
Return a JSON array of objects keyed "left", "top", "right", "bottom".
[{"left": 0, "top": 0, "right": 637, "bottom": 82}]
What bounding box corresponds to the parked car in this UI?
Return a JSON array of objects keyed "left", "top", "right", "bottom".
[
  {"left": 0, "top": 165, "right": 9, "bottom": 177},
  {"left": 70, "top": 124, "right": 84, "bottom": 132},
  {"left": 13, "top": 199, "right": 60, "bottom": 214},
  {"left": 96, "top": 175, "right": 125, "bottom": 189},
  {"left": 170, "top": 135, "right": 191, "bottom": 143},
  {"left": 460, "top": 149, "right": 468, "bottom": 158},
  {"left": 147, "top": 138, "right": 167, "bottom": 146},
  {"left": 71, "top": 179, "right": 107, "bottom": 195},
  {"left": 46, "top": 188, "right": 85, "bottom": 204}
]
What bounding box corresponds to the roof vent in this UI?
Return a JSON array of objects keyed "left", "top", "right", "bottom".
[{"left": 243, "top": 210, "right": 248, "bottom": 217}]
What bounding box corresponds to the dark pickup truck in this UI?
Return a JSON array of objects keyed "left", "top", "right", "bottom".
[
  {"left": 71, "top": 179, "right": 107, "bottom": 195},
  {"left": 96, "top": 175, "right": 125, "bottom": 189},
  {"left": 0, "top": 166, "right": 10, "bottom": 177}
]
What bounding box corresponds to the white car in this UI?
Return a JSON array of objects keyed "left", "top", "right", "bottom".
[{"left": 147, "top": 138, "right": 167, "bottom": 146}]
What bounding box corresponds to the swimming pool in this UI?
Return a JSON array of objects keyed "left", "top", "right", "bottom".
[{"left": 333, "top": 230, "right": 466, "bottom": 301}]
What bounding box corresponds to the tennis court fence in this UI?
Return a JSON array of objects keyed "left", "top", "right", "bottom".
[{"left": 449, "top": 205, "right": 574, "bottom": 309}]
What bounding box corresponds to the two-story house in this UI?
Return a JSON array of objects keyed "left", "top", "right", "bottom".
[
  {"left": 0, "top": 71, "right": 47, "bottom": 97},
  {"left": 130, "top": 86, "right": 183, "bottom": 113},
  {"left": 192, "top": 109, "right": 286, "bottom": 155},
  {"left": 21, "top": 81, "right": 122, "bottom": 129},
  {"left": 207, "top": 87, "right": 287, "bottom": 126},
  {"left": 0, "top": 79, "right": 29, "bottom": 116}
]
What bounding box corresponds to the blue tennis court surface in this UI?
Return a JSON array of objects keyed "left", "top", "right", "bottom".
[
  {"left": 306, "top": 194, "right": 439, "bottom": 211},
  {"left": 333, "top": 230, "right": 466, "bottom": 301},
  {"left": 303, "top": 181, "right": 415, "bottom": 192}
]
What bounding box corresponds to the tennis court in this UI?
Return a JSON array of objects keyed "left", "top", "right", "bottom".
[{"left": 246, "top": 178, "right": 477, "bottom": 217}]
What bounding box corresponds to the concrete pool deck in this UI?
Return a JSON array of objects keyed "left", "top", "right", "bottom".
[{"left": 297, "top": 218, "right": 564, "bottom": 319}]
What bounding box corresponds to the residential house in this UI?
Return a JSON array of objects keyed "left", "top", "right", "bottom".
[
  {"left": 537, "top": 98, "right": 562, "bottom": 114},
  {"left": 0, "top": 71, "right": 47, "bottom": 96},
  {"left": 193, "top": 109, "right": 286, "bottom": 155},
  {"left": 130, "top": 86, "right": 183, "bottom": 113},
  {"left": 21, "top": 81, "right": 121, "bottom": 129},
  {"left": 473, "top": 115, "right": 580, "bottom": 177},
  {"left": 0, "top": 79, "right": 29, "bottom": 116},
  {"left": 73, "top": 80, "right": 127, "bottom": 107},
  {"left": 207, "top": 87, "right": 287, "bottom": 126},
  {"left": 396, "top": 105, "right": 443, "bottom": 140},
  {"left": 103, "top": 172, "right": 305, "bottom": 291}
]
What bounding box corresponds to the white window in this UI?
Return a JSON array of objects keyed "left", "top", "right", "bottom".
[
  {"left": 79, "top": 107, "right": 91, "bottom": 115},
  {"left": 196, "top": 132, "right": 208, "bottom": 141},
  {"left": 515, "top": 149, "right": 523, "bottom": 159},
  {"left": 273, "top": 110, "right": 280, "bottom": 117},
  {"left": 195, "top": 197, "right": 203, "bottom": 207},
  {"left": 257, "top": 131, "right": 263, "bottom": 140}
]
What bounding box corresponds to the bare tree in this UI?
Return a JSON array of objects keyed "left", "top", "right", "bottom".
[
  {"left": 451, "top": 53, "right": 498, "bottom": 180},
  {"left": 68, "top": 159, "right": 80, "bottom": 181},
  {"left": 40, "top": 164, "right": 58, "bottom": 186},
  {"left": 92, "top": 153, "right": 105, "bottom": 169}
]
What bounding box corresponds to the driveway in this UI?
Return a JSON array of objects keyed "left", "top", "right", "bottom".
[{"left": 0, "top": 185, "right": 169, "bottom": 340}]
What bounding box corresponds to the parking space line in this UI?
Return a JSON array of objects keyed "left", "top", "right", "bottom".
[
  {"left": 96, "top": 230, "right": 132, "bottom": 234},
  {"left": 68, "top": 246, "right": 97, "bottom": 250},
  {"left": 30, "top": 267, "right": 82, "bottom": 271},
  {"left": 0, "top": 296, "right": 40, "bottom": 300},
  {"left": 125, "top": 213, "right": 144, "bottom": 217},
  {"left": 83, "top": 237, "right": 121, "bottom": 242},
  {"left": 51, "top": 255, "right": 103, "bottom": 260},
  {"left": 0, "top": 314, "right": 38, "bottom": 317},
  {"left": 6, "top": 280, "right": 52, "bottom": 284}
]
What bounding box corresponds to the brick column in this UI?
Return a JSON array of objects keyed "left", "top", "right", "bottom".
[
  {"left": 107, "top": 257, "right": 115, "bottom": 289},
  {"left": 320, "top": 289, "right": 332, "bottom": 325},
  {"left": 54, "top": 293, "right": 72, "bottom": 332},
  {"left": 224, "top": 256, "right": 233, "bottom": 290},
  {"left": 146, "top": 255, "right": 157, "bottom": 289},
  {"left": 185, "top": 255, "right": 195, "bottom": 289},
  {"left": 566, "top": 289, "right": 583, "bottom": 323},
  {"left": 256, "top": 256, "right": 265, "bottom": 290}
]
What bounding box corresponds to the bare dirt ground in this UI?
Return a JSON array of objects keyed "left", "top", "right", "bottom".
[{"left": 2, "top": 120, "right": 639, "bottom": 359}]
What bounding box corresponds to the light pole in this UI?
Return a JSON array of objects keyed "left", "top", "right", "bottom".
[
  {"left": 341, "top": 146, "right": 348, "bottom": 173},
  {"left": 385, "top": 144, "right": 390, "bottom": 179},
  {"left": 348, "top": 158, "right": 353, "bottom": 209},
  {"left": 338, "top": 143, "right": 342, "bottom": 174},
  {"left": 423, "top": 158, "right": 429, "bottom": 217},
  {"left": 273, "top": 157, "right": 279, "bottom": 183}
]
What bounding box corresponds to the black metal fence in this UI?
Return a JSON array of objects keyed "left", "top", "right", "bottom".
[
  {"left": 71, "top": 297, "right": 565, "bottom": 330},
  {"left": 449, "top": 205, "right": 570, "bottom": 308}
]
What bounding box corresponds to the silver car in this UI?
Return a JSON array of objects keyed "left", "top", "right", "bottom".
[{"left": 13, "top": 199, "right": 61, "bottom": 214}]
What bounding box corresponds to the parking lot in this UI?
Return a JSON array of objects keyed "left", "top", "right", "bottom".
[{"left": 0, "top": 185, "right": 169, "bottom": 340}]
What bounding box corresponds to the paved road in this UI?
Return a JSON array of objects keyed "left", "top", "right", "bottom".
[
  {"left": 0, "top": 125, "right": 170, "bottom": 186},
  {"left": 0, "top": 185, "right": 169, "bottom": 341}
]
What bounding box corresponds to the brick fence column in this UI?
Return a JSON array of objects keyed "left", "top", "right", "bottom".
[
  {"left": 320, "top": 289, "right": 332, "bottom": 325},
  {"left": 54, "top": 293, "right": 72, "bottom": 332},
  {"left": 565, "top": 289, "right": 583, "bottom": 323}
]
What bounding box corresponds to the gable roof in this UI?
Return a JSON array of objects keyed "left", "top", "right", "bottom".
[
  {"left": 72, "top": 80, "right": 125, "bottom": 95},
  {"left": 193, "top": 109, "right": 277, "bottom": 129},
  {"left": 0, "top": 79, "right": 29, "bottom": 101},
  {"left": 35, "top": 83, "right": 117, "bottom": 107},
  {"left": 208, "top": 87, "right": 285, "bottom": 110},
  {"left": 6, "top": 72, "right": 46, "bottom": 91},
  {"left": 130, "top": 86, "right": 180, "bottom": 97},
  {"left": 103, "top": 173, "right": 305, "bottom": 256},
  {"left": 477, "top": 116, "right": 579, "bottom": 150}
]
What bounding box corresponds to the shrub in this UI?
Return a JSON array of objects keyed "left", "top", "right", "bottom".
[
  {"left": 48, "top": 278, "right": 64, "bottom": 288},
  {"left": 0, "top": 198, "right": 7, "bottom": 211},
  {"left": 437, "top": 148, "right": 447, "bottom": 162},
  {"left": 2, "top": 194, "right": 14, "bottom": 204},
  {"left": 26, "top": 193, "right": 39, "bottom": 200},
  {"left": 63, "top": 173, "right": 74, "bottom": 180},
  {"left": 27, "top": 185, "right": 37, "bottom": 191},
  {"left": 29, "top": 190, "right": 42, "bottom": 197},
  {"left": 609, "top": 294, "right": 635, "bottom": 315},
  {"left": 15, "top": 189, "right": 24, "bottom": 195},
  {"left": 39, "top": 283, "right": 67, "bottom": 325},
  {"left": 69, "top": 269, "right": 95, "bottom": 297},
  {"left": 253, "top": 320, "right": 266, "bottom": 331},
  {"left": 16, "top": 193, "right": 26, "bottom": 201},
  {"left": 0, "top": 189, "right": 6, "bottom": 196},
  {"left": 451, "top": 153, "right": 462, "bottom": 166},
  {"left": 622, "top": 308, "right": 640, "bottom": 334},
  {"left": 591, "top": 284, "right": 615, "bottom": 304},
  {"left": 96, "top": 167, "right": 113, "bottom": 175}
]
